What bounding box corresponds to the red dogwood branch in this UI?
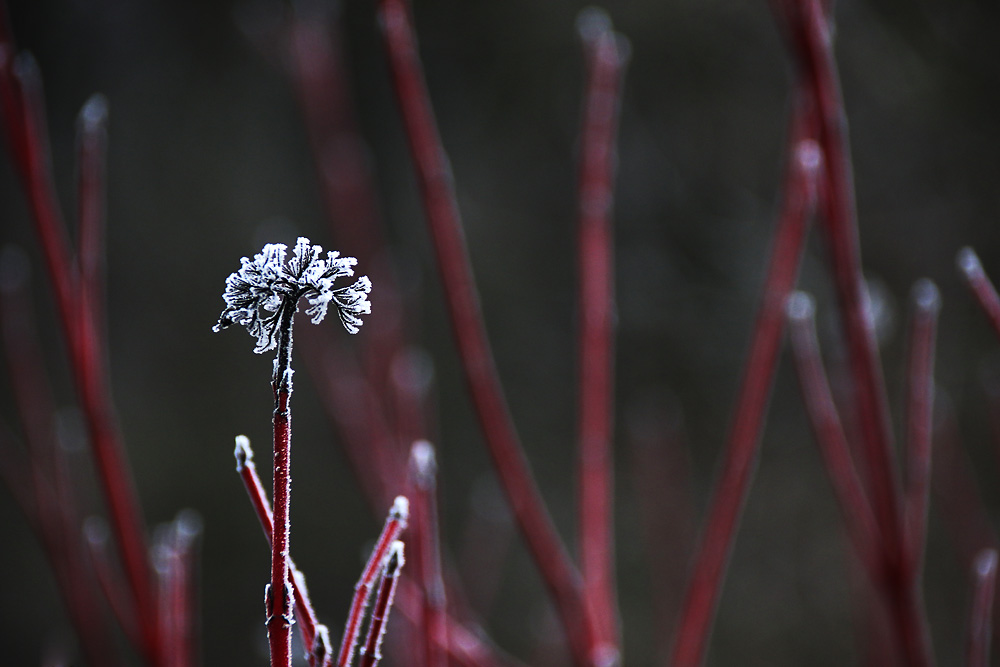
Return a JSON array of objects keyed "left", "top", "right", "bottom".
[
  {"left": 376, "top": 1, "right": 596, "bottom": 663},
  {"left": 574, "top": 10, "right": 627, "bottom": 658}
]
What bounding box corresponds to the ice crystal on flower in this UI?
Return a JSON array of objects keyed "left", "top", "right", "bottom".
[{"left": 213, "top": 237, "right": 372, "bottom": 353}]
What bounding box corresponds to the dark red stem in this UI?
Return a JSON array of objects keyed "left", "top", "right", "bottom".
[
  {"left": 669, "top": 118, "right": 818, "bottom": 666},
  {"left": 786, "top": 292, "right": 880, "bottom": 575},
  {"left": 0, "top": 19, "right": 159, "bottom": 662},
  {"left": 268, "top": 300, "right": 297, "bottom": 667},
  {"left": 338, "top": 496, "right": 409, "bottom": 667},
  {"left": 234, "top": 436, "right": 325, "bottom": 667},
  {"left": 575, "top": 10, "right": 627, "bottom": 658},
  {"left": 376, "top": 1, "right": 595, "bottom": 663},
  {"left": 902, "top": 280, "right": 939, "bottom": 580},
  {"left": 409, "top": 441, "right": 447, "bottom": 667},
  {"left": 358, "top": 542, "right": 405, "bottom": 667},
  {"left": 958, "top": 248, "right": 1000, "bottom": 343}
]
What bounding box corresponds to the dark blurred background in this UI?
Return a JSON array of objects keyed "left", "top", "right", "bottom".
[{"left": 2, "top": 0, "right": 1000, "bottom": 664}]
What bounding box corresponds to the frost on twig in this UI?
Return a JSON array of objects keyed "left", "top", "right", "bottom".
[{"left": 213, "top": 237, "right": 372, "bottom": 352}]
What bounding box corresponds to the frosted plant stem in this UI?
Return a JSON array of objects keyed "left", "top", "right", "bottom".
[
  {"left": 235, "top": 437, "right": 331, "bottom": 667},
  {"left": 268, "top": 300, "right": 297, "bottom": 667},
  {"left": 669, "top": 105, "right": 819, "bottom": 667},
  {"left": 967, "top": 550, "right": 998, "bottom": 667},
  {"left": 338, "top": 497, "right": 409, "bottom": 667},
  {"left": 376, "top": 2, "right": 596, "bottom": 663},
  {"left": 574, "top": 10, "right": 627, "bottom": 660},
  {"left": 358, "top": 542, "right": 405, "bottom": 667}
]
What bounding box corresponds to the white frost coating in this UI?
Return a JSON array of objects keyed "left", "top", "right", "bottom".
[
  {"left": 390, "top": 495, "right": 410, "bottom": 522},
  {"left": 975, "top": 548, "right": 998, "bottom": 578},
  {"left": 234, "top": 434, "right": 253, "bottom": 470},
  {"left": 911, "top": 278, "right": 941, "bottom": 314},
  {"left": 213, "top": 237, "right": 372, "bottom": 353},
  {"left": 410, "top": 440, "right": 436, "bottom": 475},
  {"left": 958, "top": 246, "right": 983, "bottom": 280},
  {"left": 785, "top": 291, "right": 815, "bottom": 322}
]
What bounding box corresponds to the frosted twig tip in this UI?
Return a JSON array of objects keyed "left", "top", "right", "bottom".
[
  {"left": 958, "top": 247, "right": 982, "bottom": 279},
  {"left": 785, "top": 291, "right": 815, "bottom": 322},
  {"left": 409, "top": 440, "right": 437, "bottom": 485},
  {"left": 386, "top": 540, "right": 405, "bottom": 573},
  {"left": 83, "top": 516, "right": 110, "bottom": 547},
  {"left": 390, "top": 496, "right": 409, "bottom": 523},
  {"left": 78, "top": 93, "right": 109, "bottom": 132},
  {"left": 312, "top": 624, "right": 332, "bottom": 664},
  {"left": 174, "top": 509, "right": 203, "bottom": 542},
  {"left": 911, "top": 278, "right": 941, "bottom": 314},
  {"left": 234, "top": 434, "right": 253, "bottom": 471},
  {"left": 974, "top": 549, "right": 998, "bottom": 578},
  {"left": 795, "top": 139, "right": 822, "bottom": 172},
  {"left": 576, "top": 7, "right": 612, "bottom": 43}
]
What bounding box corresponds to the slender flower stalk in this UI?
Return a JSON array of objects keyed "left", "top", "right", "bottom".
[
  {"left": 358, "top": 541, "right": 406, "bottom": 667},
  {"left": 574, "top": 10, "right": 628, "bottom": 658},
  {"left": 215, "top": 237, "right": 371, "bottom": 667}
]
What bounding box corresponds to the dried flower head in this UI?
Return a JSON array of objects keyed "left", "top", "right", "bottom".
[{"left": 213, "top": 237, "right": 372, "bottom": 353}]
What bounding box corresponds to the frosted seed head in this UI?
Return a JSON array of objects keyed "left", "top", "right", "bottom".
[{"left": 214, "top": 237, "right": 372, "bottom": 352}]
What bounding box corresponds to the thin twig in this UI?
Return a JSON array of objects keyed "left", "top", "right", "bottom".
[
  {"left": 234, "top": 436, "right": 326, "bottom": 666},
  {"left": 669, "top": 117, "right": 819, "bottom": 666},
  {"left": 786, "top": 292, "right": 880, "bottom": 576},
  {"left": 902, "top": 280, "right": 939, "bottom": 581},
  {"left": 338, "top": 496, "right": 409, "bottom": 667},
  {"left": 958, "top": 248, "right": 1000, "bottom": 343},
  {"left": 409, "top": 441, "right": 447, "bottom": 667},
  {"left": 574, "top": 9, "right": 627, "bottom": 658},
  {"left": 358, "top": 542, "right": 405, "bottom": 667},
  {"left": 376, "top": 1, "right": 596, "bottom": 662}
]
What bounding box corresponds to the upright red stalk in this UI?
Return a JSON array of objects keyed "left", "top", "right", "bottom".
[
  {"left": 669, "top": 118, "right": 819, "bottom": 666},
  {"left": 574, "top": 10, "right": 627, "bottom": 657},
  {"left": 234, "top": 436, "right": 330, "bottom": 667},
  {"left": 75, "top": 93, "right": 108, "bottom": 333},
  {"left": 0, "top": 18, "right": 159, "bottom": 662},
  {"left": 958, "top": 248, "right": 1000, "bottom": 343},
  {"left": 268, "top": 301, "right": 297, "bottom": 667},
  {"left": 780, "top": 0, "right": 903, "bottom": 552},
  {"left": 967, "top": 549, "right": 998, "bottom": 667},
  {"left": 902, "top": 280, "right": 940, "bottom": 580},
  {"left": 409, "top": 441, "right": 447, "bottom": 667},
  {"left": 376, "top": 1, "right": 596, "bottom": 664},
  {"left": 358, "top": 541, "right": 405, "bottom": 667}
]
